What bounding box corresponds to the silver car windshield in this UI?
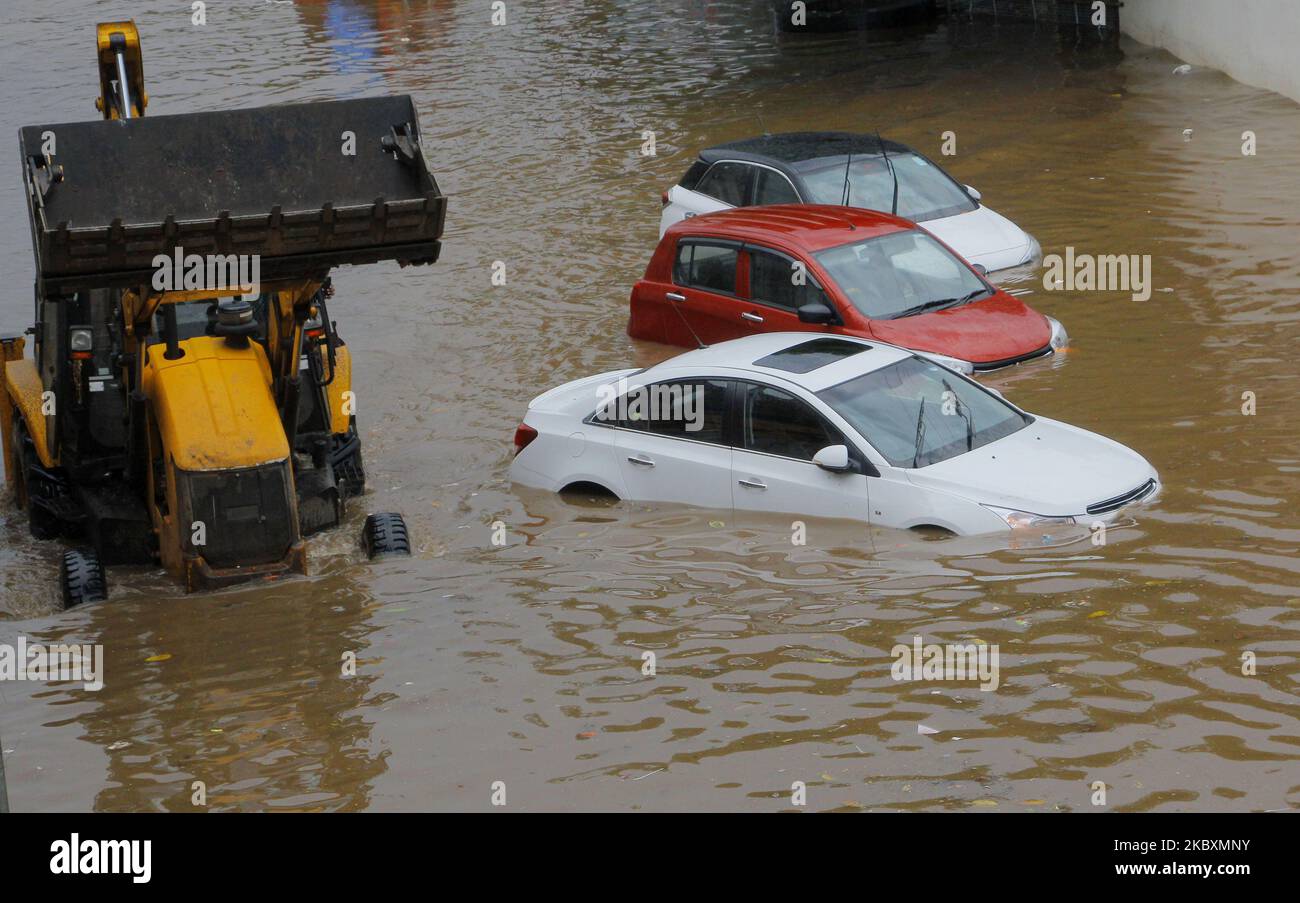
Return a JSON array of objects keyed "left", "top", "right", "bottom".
[
  {"left": 814, "top": 230, "right": 990, "bottom": 321},
  {"left": 817, "top": 356, "right": 1031, "bottom": 468},
  {"left": 799, "top": 152, "right": 977, "bottom": 221}
]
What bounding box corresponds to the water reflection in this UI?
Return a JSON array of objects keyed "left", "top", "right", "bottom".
[{"left": 0, "top": 1, "right": 1297, "bottom": 811}]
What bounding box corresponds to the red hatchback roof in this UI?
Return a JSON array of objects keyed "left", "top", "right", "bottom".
[{"left": 664, "top": 203, "right": 916, "bottom": 254}]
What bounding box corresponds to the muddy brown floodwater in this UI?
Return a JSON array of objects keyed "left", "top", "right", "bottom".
[{"left": 1, "top": 1, "right": 1298, "bottom": 812}]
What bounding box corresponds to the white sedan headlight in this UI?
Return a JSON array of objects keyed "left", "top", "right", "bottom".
[
  {"left": 983, "top": 505, "right": 1075, "bottom": 529},
  {"left": 1021, "top": 234, "right": 1042, "bottom": 266},
  {"left": 1046, "top": 316, "right": 1069, "bottom": 351},
  {"left": 913, "top": 350, "right": 974, "bottom": 375}
]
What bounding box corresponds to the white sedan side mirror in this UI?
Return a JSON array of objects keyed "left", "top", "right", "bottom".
[
  {"left": 813, "top": 444, "right": 852, "bottom": 472},
  {"left": 965, "top": 184, "right": 982, "bottom": 201}
]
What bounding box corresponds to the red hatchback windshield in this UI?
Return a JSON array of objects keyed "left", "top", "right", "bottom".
[{"left": 814, "top": 230, "right": 991, "bottom": 320}]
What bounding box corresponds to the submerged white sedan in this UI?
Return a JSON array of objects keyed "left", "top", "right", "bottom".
[{"left": 510, "top": 334, "right": 1159, "bottom": 534}]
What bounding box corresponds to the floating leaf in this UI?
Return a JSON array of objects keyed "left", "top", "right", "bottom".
[
  {"left": 145, "top": 653, "right": 172, "bottom": 663},
  {"left": 1087, "top": 610, "right": 1108, "bottom": 619},
  {"left": 972, "top": 799, "right": 999, "bottom": 807},
  {"left": 709, "top": 520, "right": 725, "bottom": 529}
]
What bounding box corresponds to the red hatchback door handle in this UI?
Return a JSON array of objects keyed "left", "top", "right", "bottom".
[
  {"left": 741, "top": 311, "right": 764, "bottom": 323},
  {"left": 665, "top": 292, "right": 686, "bottom": 302}
]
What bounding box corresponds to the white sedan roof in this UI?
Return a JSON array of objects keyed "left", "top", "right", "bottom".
[{"left": 644, "top": 333, "right": 915, "bottom": 393}]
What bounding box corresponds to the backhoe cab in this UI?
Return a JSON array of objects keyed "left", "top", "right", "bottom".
[{"left": 2, "top": 21, "right": 444, "bottom": 604}]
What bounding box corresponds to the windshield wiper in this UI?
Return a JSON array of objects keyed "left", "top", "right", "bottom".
[
  {"left": 912, "top": 397, "right": 927, "bottom": 468},
  {"left": 893, "top": 297, "right": 958, "bottom": 319},
  {"left": 943, "top": 378, "right": 975, "bottom": 452},
  {"left": 893, "top": 287, "right": 991, "bottom": 320},
  {"left": 952, "top": 287, "right": 993, "bottom": 306}
]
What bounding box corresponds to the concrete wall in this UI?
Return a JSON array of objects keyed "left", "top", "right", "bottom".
[{"left": 1121, "top": 0, "right": 1300, "bottom": 103}]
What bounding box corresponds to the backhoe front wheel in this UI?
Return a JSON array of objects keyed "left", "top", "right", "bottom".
[
  {"left": 61, "top": 549, "right": 108, "bottom": 608},
  {"left": 363, "top": 513, "right": 410, "bottom": 559}
]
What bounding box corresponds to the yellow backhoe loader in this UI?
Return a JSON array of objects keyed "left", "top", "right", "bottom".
[{"left": 2, "top": 21, "right": 446, "bottom": 604}]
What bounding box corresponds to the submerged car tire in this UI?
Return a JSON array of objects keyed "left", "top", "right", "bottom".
[
  {"left": 363, "top": 512, "right": 410, "bottom": 559},
  {"left": 61, "top": 549, "right": 107, "bottom": 608}
]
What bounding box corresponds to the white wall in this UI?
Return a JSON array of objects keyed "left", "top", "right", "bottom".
[{"left": 1122, "top": 0, "right": 1300, "bottom": 103}]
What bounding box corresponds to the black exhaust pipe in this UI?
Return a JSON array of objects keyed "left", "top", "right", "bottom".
[{"left": 161, "top": 304, "right": 183, "bottom": 360}]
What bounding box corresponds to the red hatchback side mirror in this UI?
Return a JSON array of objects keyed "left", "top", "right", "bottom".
[{"left": 797, "top": 302, "right": 838, "bottom": 325}]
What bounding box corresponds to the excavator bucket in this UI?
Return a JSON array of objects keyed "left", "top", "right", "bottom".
[{"left": 19, "top": 94, "right": 445, "bottom": 294}]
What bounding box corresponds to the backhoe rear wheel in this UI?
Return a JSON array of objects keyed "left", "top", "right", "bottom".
[
  {"left": 61, "top": 549, "right": 108, "bottom": 608},
  {"left": 363, "top": 512, "right": 410, "bottom": 559}
]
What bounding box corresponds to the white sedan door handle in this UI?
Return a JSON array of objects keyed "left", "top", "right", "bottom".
[
  {"left": 627, "top": 455, "right": 655, "bottom": 467},
  {"left": 741, "top": 311, "right": 764, "bottom": 323},
  {"left": 737, "top": 478, "right": 766, "bottom": 489},
  {"left": 665, "top": 292, "right": 686, "bottom": 302}
]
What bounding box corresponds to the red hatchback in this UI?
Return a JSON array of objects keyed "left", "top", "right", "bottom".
[{"left": 629, "top": 205, "right": 1066, "bottom": 370}]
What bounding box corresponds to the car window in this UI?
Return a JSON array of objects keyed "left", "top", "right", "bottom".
[
  {"left": 817, "top": 356, "right": 1030, "bottom": 468},
  {"left": 754, "top": 168, "right": 800, "bottom": 205},
  {"left": 797, "top": 151, "right": 976, "bottom": 222},
  {"left": 675, "top": 241, "right": 738, "bottom": 295},
  {"left": 695, "top": 162, "right": 751, "bottom": 207},
  {"left": 679, "top": 160, "right": 710, "bottom": 191},
  {"left": 748, "top": 247, "right": 831, "bottom": 312},
  {"left": 742, "top": 383, "right": 841, "bottom": 461},
  {"left": 604, "top": 379, "right": 731, "bottom": 444},
  {"left": 814, "top": 230, "right": 988, "bottom": 320}
]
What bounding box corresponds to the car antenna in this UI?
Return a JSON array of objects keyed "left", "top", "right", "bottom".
[
  {"left": 878, "top": 130, "right": 899, "bottom": 216},
  {"left": 754, "top": 106, "right": 771, "bottom": 137},
  {"left": 912, "top": 396, "right": 927, "bottom": 468},
  {"left": 840, "top": 147, "right": 853, "bottom": 207},
  {"left": 668, "top": 289, "right": 709, "bottom": 350}
]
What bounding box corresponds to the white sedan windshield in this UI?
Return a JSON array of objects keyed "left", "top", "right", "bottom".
[
  {"left": 818, "top": 356, "right": 1030, "bottom": 467},
  {"left": 815, "top": 230, "right": 990, "bottom": 320},
  {"left": 799, "top": 152, "right": 977, "bottom": 221}
]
